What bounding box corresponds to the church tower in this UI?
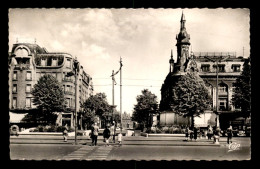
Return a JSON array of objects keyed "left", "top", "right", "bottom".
[{"left": 176, "top": 12, "right": 191, "bottom": 72}]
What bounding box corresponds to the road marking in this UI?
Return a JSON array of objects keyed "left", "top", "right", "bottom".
[
  {"left": 86, "top": 146, "right": 113, "bottom": 160},
  {"left": 62, "top": 146, "right": 95, "bottom": 160}
]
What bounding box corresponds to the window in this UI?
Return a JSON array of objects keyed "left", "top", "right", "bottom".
[
  {"left": 232, "top": 64, "right": 241, "bottom": 72},
  {"left": 218, "top": 65, "right": 225, "bottom": 72},
  {"left": 218, "top": 98, "right": 228, "bottom": 111},
  {"left": 13, "top": 71, "right": 17, "bottom": 80},
  {"left": 52, "top": 58, "right": 58, "bottom": 66},
  {"left": 66, "top": 59, "right": 71, "bottom": 68},
  {"left": 66, "top": 85, "right": 70, "bottom": 92},
  {"left": 26, "top": 71, "right": 32, "bottom": 80},
  {"left": 201, "top": 64, "right": 210, "bottom": 72},
  {"left": 41, "top": 58, "right": 46, "bottom": 66},
  {"left": 214, "top": 64, "right": 225, "bottom": 72},
  {"left": 26, "top": 98, "right": 31, "bottom": 108},
  {"left": 13, "top": 84, "right": 17, "bottom": 93},
  {"left": 12, "top": 97, "right": 17, "bottom": 108},
  {"left": 66, "top": 98, "right": 70, "bottom": 108},
  {"left": 26, "top": 84, "right": 31, "bottom": 93}
]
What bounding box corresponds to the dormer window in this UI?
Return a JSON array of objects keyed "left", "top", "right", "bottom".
[
  {"left": 66, "top": 59, "right": 71, "bottom": 68},
  {"left": 52, "top": 58, "right": 58, "bottom": 66},
  {"left": 41, "top": 58, "right": 46, "bottom": 66},
  {"left": 232, "top": 64, "right": 241, "bottom": 72},
  {"left": 201, "top": 64, "right": 210, "bottom": 72},
  {"left": 214, "top": 64, "right": 225, "bottom": 72}
]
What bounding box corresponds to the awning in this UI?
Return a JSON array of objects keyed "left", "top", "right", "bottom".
[{"left": 9, "top": 112, "right": 27, "bottom": 123}]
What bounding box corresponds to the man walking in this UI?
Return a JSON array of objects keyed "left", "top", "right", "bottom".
[
  {"left": 227, "top": 125, "right": 233, "bottom": 144},
  {"left": 92, "top": 122, "right": 99, "bottom": 146}
]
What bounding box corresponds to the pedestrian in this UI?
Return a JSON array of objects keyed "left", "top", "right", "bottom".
[
  {"left": 226, "top": 125, "right": 233, "bottom": 144},
  {"left": 185, "top": 126, "right": 189, "bottom": 141},
  {"left": 208, "top": 125, "right": 213, "bottom": 140},
  {"left": 213, "top": 127, "right": 221, "bottom": 144},
  {"left": 103, "top": 126, "right": 111, "bottom": 146},
  {"left": 118, "top": 131, "right": 122, "bottom": 146},
  {"left": 110, "top": 121, "right": 115, "bottom": 143},
  {"left": 92, "top": 122, "right": 99, "bottom": 146},
  {"left": 189, "top": 127, "right": 194, "bottom": 141},
  {"left": 193, "top": 127, "right": 198, "bottom": 141},
  {"left": 63, "top": 124, "right": 68, "bottom": 142}
]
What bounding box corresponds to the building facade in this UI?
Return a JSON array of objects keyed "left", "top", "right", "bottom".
[
  {"left": 121, "top": 112, "right": 133, "bottom": 129},
  {"left": 160, "top": 13, "right": 246, "bottom": 130},
  {"left": 9, "top": 42, "right": 93, "bottom": 128}
]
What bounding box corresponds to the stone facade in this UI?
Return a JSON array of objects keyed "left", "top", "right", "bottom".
[
  {"left": 160, "top": 13, "right": 246, "bottom": 130},
  {"left": 9, "top": 42, "right": 93, "bottom": 128}
]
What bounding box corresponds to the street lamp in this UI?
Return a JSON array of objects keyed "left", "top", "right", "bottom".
[
  {"left": 205, "top": 55, "right": 229, "bottom": 128},
  {"left": 66, "top": 58, "right": 80, "bottom": 145}
]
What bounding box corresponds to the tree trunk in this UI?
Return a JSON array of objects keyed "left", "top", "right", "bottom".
[{"left": 191, "top": 115, "right": 194, "bottom": 130}]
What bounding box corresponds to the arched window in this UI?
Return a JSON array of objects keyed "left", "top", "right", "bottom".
[{"left": 218, "top": 83, "right": 228, "bottom": 94}]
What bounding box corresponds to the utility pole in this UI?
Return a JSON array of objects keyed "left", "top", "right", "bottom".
[
  {"left": 120, "top": 57, "right": 122, "bottom": 131},
  {"left": 205, "top": 55, "right": 229, "bottom": 128}
]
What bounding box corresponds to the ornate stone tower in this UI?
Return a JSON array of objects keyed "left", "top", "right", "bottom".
[{"left": 176, "top": 12, "right": 191, "bottom": 72}]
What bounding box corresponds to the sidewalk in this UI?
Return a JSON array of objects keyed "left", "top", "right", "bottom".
[{"left": 10, "top": 135, "right": 223, "bottom": 146}]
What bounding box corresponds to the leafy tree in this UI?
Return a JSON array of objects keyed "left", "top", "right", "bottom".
[
  {"left": 132, "top": 89, "right": 159, "bottom": 130},
  {"left": 81, "top": 93, "right": 110, "bottom": 128},
  {"left": 30, "top": 74, "right": 66, "bottom": 124},
  {"left": 232, "top": 57, "right": 251, "bottom": 119},
  {"left": 171, "top": 72, "right": 212, "bottom": 129}
]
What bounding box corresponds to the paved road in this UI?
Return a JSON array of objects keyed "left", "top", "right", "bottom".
[{"left": 10, "top": 137, "right": 250, "bottom": 160}]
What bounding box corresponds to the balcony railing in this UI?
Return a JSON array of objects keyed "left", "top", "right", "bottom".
[{"left": 193, "top": 52, "right": 236, "bottom": 58}]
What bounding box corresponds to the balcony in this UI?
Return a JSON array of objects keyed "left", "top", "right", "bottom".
[
  {"left": 64, "top": 91, "right": 74, "bottom": 95},
  {"left": 62, "top": 78, "right": 74, "bottom": 83},
  {"left": 218, "top": 91, "right": 228, "bottom": 96}
]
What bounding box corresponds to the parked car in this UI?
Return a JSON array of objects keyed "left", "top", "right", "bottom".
[{"left": 10, "top": 125, "right": 19, "bottom": 136}]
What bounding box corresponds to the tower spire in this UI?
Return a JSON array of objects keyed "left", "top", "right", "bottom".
[{"left": 180, "top": 11, "right": 186, "bottom": 30}]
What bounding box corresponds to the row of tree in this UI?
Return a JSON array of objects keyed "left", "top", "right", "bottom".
[
  {"left": 24, "top": 57, "right": 251, "bottom": 130},
  {"left": 132, "top": 57, "right": 251, "bottom": 129}
]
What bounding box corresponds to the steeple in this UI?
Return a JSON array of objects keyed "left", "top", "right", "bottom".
[
  {"left": 175, "top": 12, "right": 191, "bottom": 72},
  {"left": 169, "top": 49, "right": 174, "bottom": 73},
  {"left": 180, "top": 11, "right": 186, "bottom": 30}
]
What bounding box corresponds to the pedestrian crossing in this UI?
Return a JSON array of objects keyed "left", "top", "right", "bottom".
[
  {"left": 62, "top": 146, "right": 95, "bottom": 160},
  {"left": 85, "top": 146, "right": 113, "bottom": 160}
]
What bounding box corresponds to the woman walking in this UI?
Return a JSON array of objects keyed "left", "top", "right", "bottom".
[{"left": 103, "top": 126, "right": 111, "bottom": 146}]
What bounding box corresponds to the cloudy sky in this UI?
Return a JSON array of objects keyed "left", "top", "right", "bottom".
[{"left": 9, "top": 8, "right": 250, "bottom": 115}]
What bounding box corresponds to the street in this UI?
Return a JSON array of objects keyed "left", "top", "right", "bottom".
[{"left": 10, "top": 137, "right": 250, "bottom": 160}]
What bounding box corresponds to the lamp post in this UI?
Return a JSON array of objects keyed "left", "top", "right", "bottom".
[
  {"left": 205, "top": 56, "right": 229, "bottom": 128},
  {"left": 66, "top": 58, "right": 79, "bottom": 145}
]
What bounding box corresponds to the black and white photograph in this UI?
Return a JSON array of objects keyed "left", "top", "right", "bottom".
[{"left": 8, "top": 8, "right": 251, "bottom": 161}]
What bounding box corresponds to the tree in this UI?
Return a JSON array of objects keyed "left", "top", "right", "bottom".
[
  {"left": 132, "top": 89, "right": 159, "bottom": 130},
  {"left": 232, "top": 57, "right": 251, "bottom": 119},
  {"left": 171, "top": 72, "right": 212, "bottom": 129},
  {"left": 81, "top": 93, "right": 110, "bottom": 128},
  {"left": 30, "top": 74, "right": 66, "bottom": 124}
]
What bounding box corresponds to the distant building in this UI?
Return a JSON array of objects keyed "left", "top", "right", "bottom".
[
  {"left": 160, "top": 13, "right": 247, "bottom": 130},
  {"left": 121, "top": 112, "right": 133, "bottom": 129},
  {"left": 9, "top": 42, "right": 93, "bottom": 128}
]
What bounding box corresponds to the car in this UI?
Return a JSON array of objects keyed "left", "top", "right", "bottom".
[{"left": 10, "top": 125, "right": 19, "bottom": 136}]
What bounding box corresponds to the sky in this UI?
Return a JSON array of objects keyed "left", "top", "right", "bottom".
[{"left": 8, "top": 8, "right": 250, "bottom": 115}]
